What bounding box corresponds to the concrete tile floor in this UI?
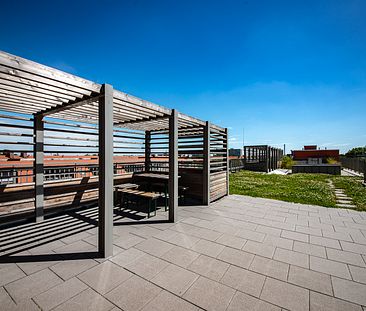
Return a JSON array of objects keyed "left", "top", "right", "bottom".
[{"left": 1, "top": 194, "right": 366, "bottom": 310}]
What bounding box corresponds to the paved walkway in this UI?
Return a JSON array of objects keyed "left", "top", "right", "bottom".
[
  {"left": 328, "top": 180, "right": 357, "bottom": 209},
  {"left": 1, "top": 195, "right": 366, "bottom": 310}
]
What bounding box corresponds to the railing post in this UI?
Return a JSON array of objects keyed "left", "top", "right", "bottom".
[
  {"left": 33, "top": 114, "right": 44, "bottom": 222},
  {"left": 225, "top": 128, "right": 229, "bottom": 195},
  {"left": 203, "top": 121, "right": 210, "bottom": 205},
  {"left": 145, "top": 130, "right": 151, "bottom": 172},
  {"left": 169, "top": 109, "right": 178, "bottom": 222},
  {"left": 244, "top": 146, "right": 247, "bottom": 168},
  {"left": 98, "top": 84, "right": 114, "bottom": 258}
]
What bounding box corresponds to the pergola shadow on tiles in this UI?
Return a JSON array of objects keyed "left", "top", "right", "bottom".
[
  {"left": 244, "top": 145, "right": 283, "bottom": 172},
  {"left": 0, "top": 51, "right": 228, "bottom": 258}
]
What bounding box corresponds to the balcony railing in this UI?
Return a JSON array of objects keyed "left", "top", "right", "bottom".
[{"left": 0, "top": 160, "right": 204, "bottom": 185}]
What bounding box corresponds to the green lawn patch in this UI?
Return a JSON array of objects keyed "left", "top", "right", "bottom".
[{"left": 230, "top": 170, "right": 337, "bottom": 207}]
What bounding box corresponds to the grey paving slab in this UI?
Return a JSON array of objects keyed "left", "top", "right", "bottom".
[
  {"left": 109, "top": 247, "right": 145, "bottom": 267},
  {"left": 135, "top": 237, "right": 174, "bottom": 257},
  {"left": 152, "top": 229, "right": 179, "bottom": 241},
  {"left": 50, "top": 258, "right": 98, "bottom": 280},
  {"left": 295, "top": 225, "right": 322, "bottom": 236},
  {"left": 54, "top": 287, "right": 114, "bottom": 311},
  {"left": 217, "top": 246, "right": 254, "bottom": 268},
  {"left": 262, "top": 234, "right": 294, "bottom": 250},
  {"left": 220, "top": 264, "right": 265, "bottom": 297},
  {"left": 113, "top": 233, "right": 145, "bottom": 249},
  {"left": 236, "top": 228, "right": 265, "bottom": 242},
  {"left": 190, "top": 239, "right": 225, "bottom": 257},
  {"left": 293, "top": 241, "right": 327, "bottom": 258},
  {"left": 227, "top": 291, "right": 281, "bottom": 311},
  {"left": 151, "top": 263, "right": 198, "bottom": 296},
  {"left": 5, "top": 268, "right": 63, "bottom": 303},
  {"left": 124, "top": 253, "right": 169, "bottom": 280},
  {"left": 242, "top": 240, "right": 276, "bottom": 258},
  {"left": 215, "top": 234, "right": 247, "bottom": 249},
  {"left": 349, "top": 265, "right": 366, "bottom": 284},
  {"left": 33, "top": 277, "right": 88, "bottom": 310},
  {"left": 183, "top": 276, "right": 235, "bottom": 311},
  {"left": 249, "top": 256, "right": 289, "bottom": 281},
  {"left": 310, "top": 256, "right": 352, "bottom": 279},
  {"left": 212, "top": 222, "right": 240, "bottom": 236},
  {"left": 188, "top": 254, "right": 230, "bottom": 281},
  {"left": 273, "top": 248, "right": 309, "bottom": 268},
  {"left": 281, "top": 229, "right": 309, "bottom": 243},
  {"left": 0, "top": 287, "right": 40, "bottom": 311},
  {"left": 260, "top": 277, "right": 309, "bottom": 311},
  {"left": 52, "top": 240, "right": 97, "bottom": 254},
  {"left": 167, "top": 233, "right": 200, "bottom": 248},
  {"left": 17, "top": 256, "right": 63, "bottom": 275},
  {"left": 106, "top": 275, "right": 161, "bottom": 311},
  {"left": 190, "top": 227, "right": 223, "bottom": 241},
  {"left": 288, "top": 265, "right": 333, "bottom": 295},
  {"left": 310, "top": 291, "right": 363, "bottom": 311},
  {"left": 332, "top": 276, "right": 366, "bottom": 306},
  {"left": 27, "top": 240, "right": 66, "bottom": 254},
  {"left": 60, "top": 231, "right": 91, "bottom": 245},
  {"left": 322, "top": 230, "right": 353, "bottom": 242},
  {"left": 255, "top": 224, "right": 282, "bottom": 237},
  {"left": 77, "top": 261, "right": 132, "bottom": 294},
  {"left": 310, "top": 235, "right": 342, "bottom": 249},
  {"left": 160, "top": 245, "right": 200, "bottom": 268},
  {"left": 350, "top": 231, "right": 366, "bottom": 245},
  {"left": 133, "top": 226, "right": 163, "bottom": 239},
  {"left": 0, "top": 264, "right": 26, "bottom": 286},
  {"left": 0, "top": 286, "right": 14, "bottom": 305},
  {"left": 141, "top": 290, "right": 199, "bottom": 311},
  {"left": 326, "top": 248, "right": 366, "bottom": 267}
]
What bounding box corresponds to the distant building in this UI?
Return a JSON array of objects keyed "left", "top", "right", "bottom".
[
  {"left": 292, "top": 145, "right": 339, "bottom": 164},
  {"left": 229, "top": 148, "right": 242, "bottom": 157}
]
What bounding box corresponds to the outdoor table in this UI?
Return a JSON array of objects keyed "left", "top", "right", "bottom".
[
  {"left": 133, "top": 173, "right": 180, "bottom": 210},
  {"left": 115, "top": 183, "right": 139, "bottom": 190}
]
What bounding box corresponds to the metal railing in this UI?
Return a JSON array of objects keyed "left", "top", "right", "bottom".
[
  {"left": 0, "top": 161, "right": 146, "bottom": 185},
  {"left": 229, "top": 159, "right": 245, "bottom": 173},
  {"left": 0, "top": 160, "right": 204, "bottom": 185}
]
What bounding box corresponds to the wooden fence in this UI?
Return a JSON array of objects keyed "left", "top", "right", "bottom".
[{"left": 340, "top": 156, "right": 366, "bottom": 183}]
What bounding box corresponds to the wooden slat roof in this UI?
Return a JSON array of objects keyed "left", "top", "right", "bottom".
[{"left": 0, "top": 51, "right": 225, "bottom": 132}]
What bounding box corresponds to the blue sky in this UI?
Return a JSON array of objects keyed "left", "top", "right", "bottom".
[{"left": 1, "top": 0, "right": 365, "bottom": 153}]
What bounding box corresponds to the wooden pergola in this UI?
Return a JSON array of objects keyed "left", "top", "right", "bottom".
[
  {"left": 244, "top": 145, "right": 283, "bottom": 172},
  {"left": 0, "top": 51, "right": 229, "bottom": 258}
]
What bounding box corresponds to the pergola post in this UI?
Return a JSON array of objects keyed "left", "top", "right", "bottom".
[
  {"left": 266, "top": 146, "right": 269, "bottom": 172},
  {"left": 203, "top": 121, "right": 211, "bottom": 205},
  {"left": 98, "top": 84, "right": 114, "bottom": 258},
  {"left": 168, "top": 109, "right": 178, "bottom": 222},
  {"left": 33, "top": 114, "right": 44, "bottom": 222},
  {"left": 145, "top": 131, "right": 151, "bottom": 172}
]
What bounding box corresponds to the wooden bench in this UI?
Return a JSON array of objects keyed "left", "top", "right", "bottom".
[{"left": 118, "top": 188, "right": 162, "bottom": 218}]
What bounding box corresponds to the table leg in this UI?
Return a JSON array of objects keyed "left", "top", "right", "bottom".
[{"left": 148, "top": 199, "right": 151, "bottom": 218}]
